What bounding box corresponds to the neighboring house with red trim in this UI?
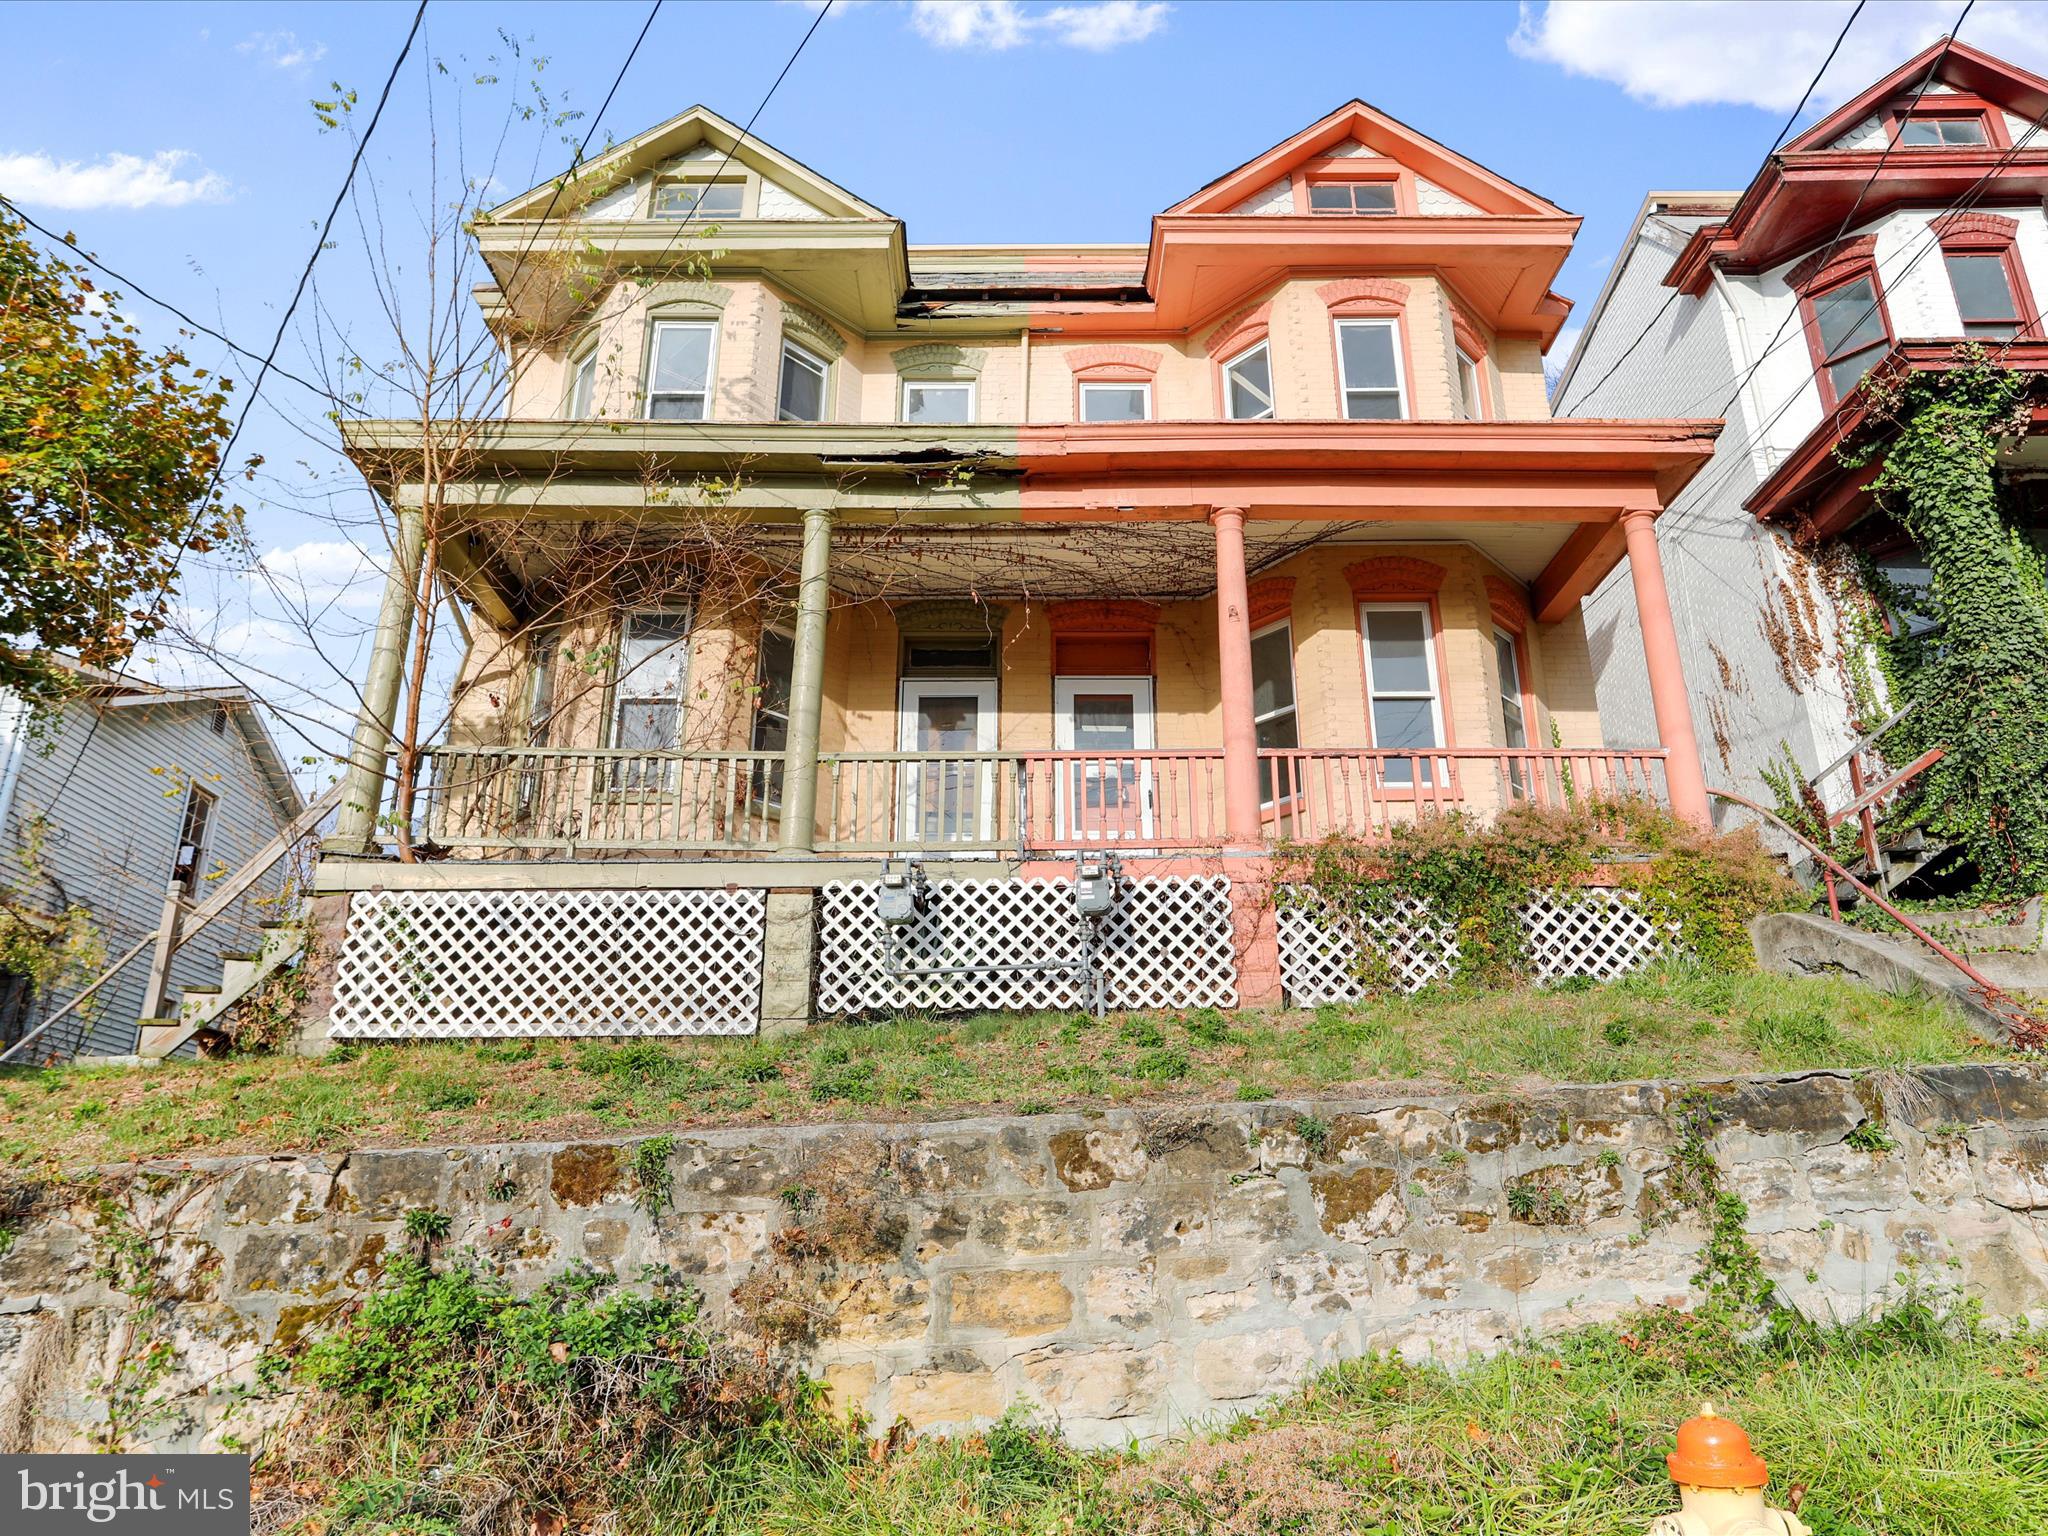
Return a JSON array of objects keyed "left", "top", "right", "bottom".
[
  {"left": 1554, "top": 39, "right": 2048, "bottom": 825},
  {"left": 320, "top": 97, "right": 1722, "bottom": 1036}
]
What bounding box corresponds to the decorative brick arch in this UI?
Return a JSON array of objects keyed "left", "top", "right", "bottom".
[
  {"left": 1931, "top": 210, "right": 2020, "bottom": 245},
  {"left": 1064, "top": 344, "right": 1162, "bottom": 377},
  {"left": 1785, "top": 234, "right": 1878, "bottom": 295},
  {"left": 1205, "top": 301, "right": 1272, "bottom": 358},
  {"left": 1047, "top": 599, "right": 1161, "bottom": 635},
  {"left": 1048, "top": 600, "right": 1160, "bottom": 676},
  {"left": 1344, "top": 556, "right": 1446, "bottom": 599},
  {"left": 1247, "top": 576, "right": 1296, "bottom": 630},
  {"left": 1449, "top": 305, "right": 1489, "bottom": 360},
  {"left": 1317, "top": 277, "right": 1411, "bottom": 317},
  {"left": 1484, "top": 575, "right": 1531, "bottom": 633}
]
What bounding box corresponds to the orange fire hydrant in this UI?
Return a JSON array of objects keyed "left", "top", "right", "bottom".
[{"left": 1648, "top": 1405, "right": 1811, "bottom": 1536}]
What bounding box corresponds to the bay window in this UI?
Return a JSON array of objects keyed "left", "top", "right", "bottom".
[
  {"left": 1079, "top": 380, "right": 1151, "bottom": 422},
  {"left": 1222, "top": 341, "right": 1275, "bottom": 420},
  {"left": 902, "top": 379, "right": 975, "bottom": 424},
  {"left": 646, "top": 321, "right": 716, "bottom": 420},
  {"left": 1335, "top": 318, "right": 1406, "bottom": 419},
  {"left": 1802, "top": 273, "right": 1890, "bottom": 408},
  {"left": 778, "top": 338, "right": 829, "bottom": 421}
]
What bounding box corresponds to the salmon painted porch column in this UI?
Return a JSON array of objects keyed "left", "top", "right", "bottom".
[
  {"left": 1620, "top": 505, "right": 1712, "bottom": 828},
  {"left": 776, "top": 505, "right": 833, "bottom": 854},
  {"left": 1212, "top": 506, "right": 1282, "bottom": 1006}
]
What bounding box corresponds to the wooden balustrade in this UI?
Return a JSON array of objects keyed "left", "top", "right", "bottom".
[{"left": 415, "top": 745, "right": 1669, "bottom": 856}]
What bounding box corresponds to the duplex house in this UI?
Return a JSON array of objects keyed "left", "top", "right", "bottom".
[{"left": 320, "top": 98, "right": 1721, "bottom": 1039}]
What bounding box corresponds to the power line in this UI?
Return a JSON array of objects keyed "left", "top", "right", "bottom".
[
  {"left": 38, "top": 0, "right": 429, "bottom": 820},
  {"left": 1559, "top": 0, "right": 1870, "bottom": 413}
]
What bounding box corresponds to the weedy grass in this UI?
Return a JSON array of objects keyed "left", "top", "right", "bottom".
[{"left": 0, "top": 963, "right": 2003, "bottom": 1175}]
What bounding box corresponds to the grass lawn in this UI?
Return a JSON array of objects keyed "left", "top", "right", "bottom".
[
  {"left": 278, "top": 1301, "right": 2048, "bottom": 1536},
  {"left": 0, "top": 963, "right": 2005, "bottom": 1174}
]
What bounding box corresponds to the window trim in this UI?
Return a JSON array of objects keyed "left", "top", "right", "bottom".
[
  {"left": 1333, "top": 316, "right": 1409, "bottom": 421},
  {"left": 1453, "top": 346, "right": 1486, "bottom": 421},
  {"left": 644, "top": 318, "right": 720, "bottom": 422},
  {"left": 1888, "top": 104, "right": 2004, "bottom": 150},
  {"left": 900, "top": 377, "right": 976, "bottom": 425},
  {"left": 1356, "top": 598, "right": 1448, "bottom": 789},
  {"left": 1220, "top": 339, "right": 1276, "bottom": 421},
  {"left": 1796, "top": 265, "right": 1894, "bottom": 413},
  {"left": 1305, "top": 178, "right": 1399, "bottom": 216},
  {"left": 777, "top": 336, "right": 831, "bottom": 422},
  {"left": 1077, "top": 379, "right": 1153, "bottom": 423},
  {"left": 1934, "top": 213, "right": 2039, "bottom": 342}
]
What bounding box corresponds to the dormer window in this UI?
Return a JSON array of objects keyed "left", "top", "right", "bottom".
[
  {"left": 1898, "top": 114, "right": 1987, "bottom": 147},
  {"left": 653, "top": 179, "right": 744, "bottom": 219},
  {"left": 1308, "top": 181, "right": 1396, "bottom": 215}
]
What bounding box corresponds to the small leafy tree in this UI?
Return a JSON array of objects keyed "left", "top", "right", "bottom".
[{"left": 0, "top": 210, "right": 241, "bottom": 703}]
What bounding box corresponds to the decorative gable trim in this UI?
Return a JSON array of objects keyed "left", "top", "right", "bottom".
[
  {"left": 1064, "top": 345, "right": 1163, "bottom": 378},
  {"left": 893, "top": 343, "right": 986, "bottom": 377},
  {"left": 1205, "top": 301, "right": 1272, "bottom": 359},
  {"left": 1449, "top": 306, "right": 1489, "bottom": 361},
  {"left": 1484, "top": 575, "right": 1531, "bottom": 634},
  {"left": 1317, "top": 277, "right": 1410, "bottom": 316},
  {"left": 1247, "top": 576, "right": 1296, "bottom": 630},
  {"left": 1931, "top": 210, "right": 2020, "bottom": 246},
  {"left": 1047, "top": 599, "right": 1161, "bottom": 635},
  {"left": 1345, "top": 556, "right": 1446, "bottom": 599},
  {"left": 1784, "top": 235, "right": 1879, "bottom": 295},
  {"left": 779, "top": 300, "right": 848, "bottom": 359}
]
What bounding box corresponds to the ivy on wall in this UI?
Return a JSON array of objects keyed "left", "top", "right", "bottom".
[
  {"left": 1278, "top": 801, "right": 1797, "bottom": 990},
  {"left": 1839, "top": 349, "right": 2048, "bottom": 895}
]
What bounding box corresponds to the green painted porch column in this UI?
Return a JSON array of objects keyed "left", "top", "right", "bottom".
[
  {"left": 776, "top": 505, "right": 833, "bottom": 854},
  {"left": 326, "top": 504, "right": 426, "bottom": 853}
]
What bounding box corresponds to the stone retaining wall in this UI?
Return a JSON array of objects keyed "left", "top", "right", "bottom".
[{"left": 5, "top": 1064, "right": 2048, "bottom": 1451}]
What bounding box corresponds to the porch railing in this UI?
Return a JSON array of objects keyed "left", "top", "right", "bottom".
[{"left": 415, "top": 745, "right": 1669, "bottom": 856}]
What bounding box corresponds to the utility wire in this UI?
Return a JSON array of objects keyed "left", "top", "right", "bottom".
[{"left": 38, "top": 0, "right": 429, "bottom": 820}]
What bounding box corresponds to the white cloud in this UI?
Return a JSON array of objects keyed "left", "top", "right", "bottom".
[
  {"left": 908, "top": 0, "right": 1168, "bottom": 52},
  {"left": 1509, "top": 0, "right": 2048, "bottom": 113},
  {"left": 237, "top": 30, "right": 328, "bottom": 71},
  {"left": 0, "top": 149, "right": 231, "bottom": 211},
  {"left": 256, "top": 540, "right": 386, "bottom": 614}
]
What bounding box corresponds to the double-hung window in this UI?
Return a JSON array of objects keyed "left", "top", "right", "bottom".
[
  {"left": 902, "top": 379, "right": 974, "bottom": 424},
  {"left": 1453, "top": 348, "right": 1484, "bottom": 420},
  {"left": 1945, "top": 251, "right": 2026, "bottom": 339},
  {"left": 1335, "top": 319, "right": 1406, "bottom": 419},
  {"left": 778, "top": 338, "right": 828, "bottom": 421},
  {"left": 1222, "top": 341, "right": 1275, "bottom": 420},
  {"left": 1360, "top": 602, "right": 1444, "bottom": 786},
  {"left": 647, "top": 321, "right": 716, "bottom": 420},
  {"left": 566, "top": 349, "right": 597, "bottom": 418},
  {"left": 171, "top": 785, "right": 216, "bottom": 896},
  {"left": 652, "top": 180, "right": 744, "bottom": 218},
  {"left": 1805, "top": 275, "right": 1890, "bottom": 407},
  {"left": 1308, "top": 181, "right": 1396, "bottom": 214},
  {"left": 1495, "top": 627, "right": 1528, "bottom": 796},
  {"left": 750, "top": 625, "right": 794, "bottom": 806},
  {"left": 1079, "top": 380, "right": 1151, "bottom": 422},
  {"left": 1250, "top": 621, "right": 1300, "bottom": 806},
  {"left": 610, "top": 610, "right": 691, "bottom": 789}
]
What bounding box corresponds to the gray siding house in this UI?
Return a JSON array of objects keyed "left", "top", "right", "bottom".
[{"left": 0, "top": 665, "right": 303, "bottom": 1056}]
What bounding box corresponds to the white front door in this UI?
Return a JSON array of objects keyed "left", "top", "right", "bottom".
[
  {"left": 897, "top": 679, "right": 998, "bottom": 847},
  {"left": 1053, "top": 677, "right": 1155, "bottom": 841}
]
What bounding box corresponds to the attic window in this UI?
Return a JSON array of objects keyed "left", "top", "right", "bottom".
[
  {"left": 653, "top": 180, "right": 744, "bottom": 219},
  {"left": 1308, "top": 181, "right": 1396, "bottom": 215},
  {"left": 1898, "top": 115, "right": 1987, "bottom": 147},
  {"left": 209, "top": 701, "right": 230, "bottom": 736}
]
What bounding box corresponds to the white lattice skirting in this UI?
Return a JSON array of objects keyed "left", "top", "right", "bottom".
[
  {"left": 1277, "top": 887, "right": 1676, "bottom": 1004},
  {"left": 330, "top": 888, "right": 767, "bottom": 1038},
  {"left": 817, "top": 875, "right": 1238, "bottom": 1016}
]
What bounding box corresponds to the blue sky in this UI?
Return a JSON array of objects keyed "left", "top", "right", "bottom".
[{"left": 4, "top": 0, "right": 2045, "bottom": 762}]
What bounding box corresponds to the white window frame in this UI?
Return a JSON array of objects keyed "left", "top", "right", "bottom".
[
  {"left": 1308, "top": 179, "right": 1398, "bottom": 215},
  {"left": 1222, "top": 340, "right": 1275, "bottom": 421},
  {"left": 566, "top": 348, "right": 598, "bottom": 419},
  {"left": 1359, "top": 600, "right": 1445, "bottom": 787},
  {"left": 645, "top": 319, "right": 719, "bottom": 422},
  {"left": 901, "top": 378, "right": 976, "bottom": 425},
  {"left": 1078, "top": 379, "right": 1153, "bottom": 422},
  {"left": 1453, "top": 348, "right": 1484, "bottom": 421},
  {"left": 1250, "top": 618, "right": 1300, "bottom": 807},
  {"left": 608, "top": 607, "right": 693, "bottom": 788},
  {"left": 651, "top": 178, "right": 746, "bottom": 219},
  {"left": 777, "top": 337, "right": 830, "bottom": 422},
  {"left": 1334, "top": 318, "right": 1408, "bottom": 421}
]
